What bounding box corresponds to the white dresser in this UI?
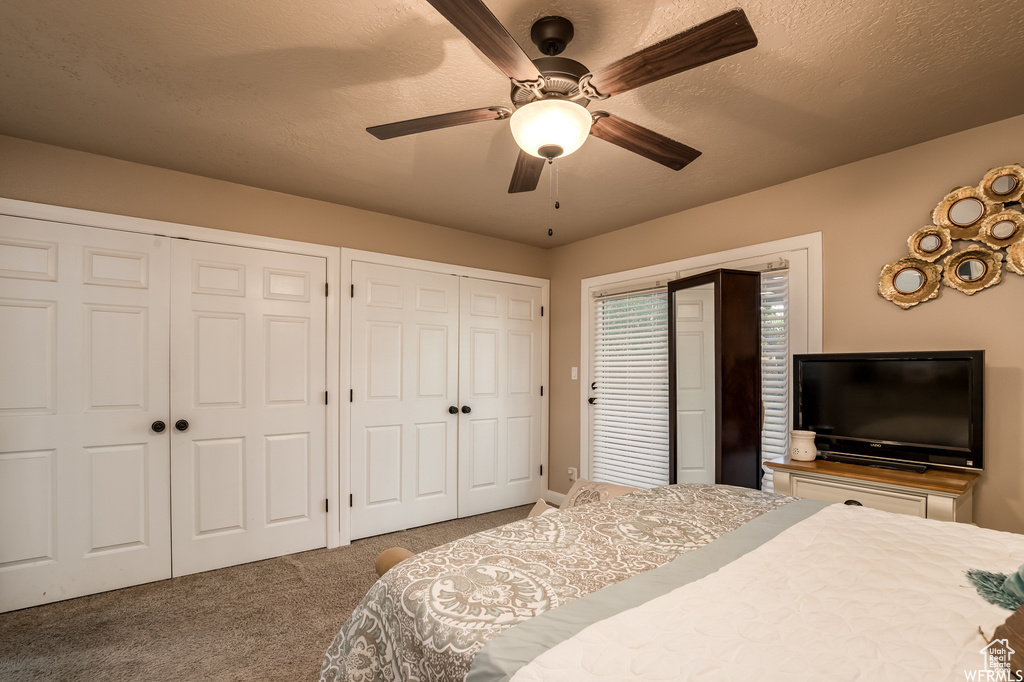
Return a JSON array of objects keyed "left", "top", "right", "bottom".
[{"left": 766, "top": 457, "right": 980, "bottom": 523}]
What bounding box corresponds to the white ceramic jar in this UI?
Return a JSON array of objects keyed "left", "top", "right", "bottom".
[{"left": 790, "top": 430, "right": 818, "bottom": 461}]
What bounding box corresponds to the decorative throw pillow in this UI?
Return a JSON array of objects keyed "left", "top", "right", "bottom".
[
  {"left": 374, "top": 547, "right": 414, "bottom": 577},
  {"left": 563, "top": 478, "right": 639, "bottom": 508},
  {"left": 528, "top": 498, "right": 557, "bottom": 517}
]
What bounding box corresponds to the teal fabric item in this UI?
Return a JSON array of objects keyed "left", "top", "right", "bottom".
[
  {"left": 1004, "top": 565, "right": 1024, "bottom": 602},
  {"left": 967, "top": 564, "right": 1024, "bottom": 611}
]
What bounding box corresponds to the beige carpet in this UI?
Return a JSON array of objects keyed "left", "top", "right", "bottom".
[{"left": 0, "top": 505, "right": 531, "bottom": 681}]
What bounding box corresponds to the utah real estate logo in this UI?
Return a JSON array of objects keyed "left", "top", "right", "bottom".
[{"left": 966, "top": 639, "right": 1023, "bottom": 681}]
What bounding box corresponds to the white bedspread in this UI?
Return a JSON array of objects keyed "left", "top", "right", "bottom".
[{"left": 512, "top": 505, "right": 1024, "bottom": 681}]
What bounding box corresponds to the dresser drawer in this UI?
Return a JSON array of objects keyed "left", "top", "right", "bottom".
[{"left": 790, "top": 476, "right": 928, "bottom": 518}]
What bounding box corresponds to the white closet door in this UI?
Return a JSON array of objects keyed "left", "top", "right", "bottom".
[
  {"left": 169, "top": 240, "right": 327, "bottom": 576},
  {"left": 674, "top": 284, "right": 716, "bottom": 484},
  {"left": 0, "top": 216, "right": 171, "bottom": 612},
  {"left": 349, "top": 262, "right": 460, "bottom": 540},
  {"left": 458, "top": 278, "right": 544, "bottom": 517}
]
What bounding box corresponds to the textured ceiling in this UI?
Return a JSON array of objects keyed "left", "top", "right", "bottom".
[{"left": 1, "top": 0, "right": 1023, "bottom": 247}]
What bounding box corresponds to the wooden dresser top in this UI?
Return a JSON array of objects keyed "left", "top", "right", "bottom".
[{"left": 765, "top": 457, "right": 981, "bottom": 495}]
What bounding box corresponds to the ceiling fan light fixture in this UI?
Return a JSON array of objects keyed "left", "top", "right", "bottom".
[{"left": 509, "top": 99, "right": 592, "bottom": 160}]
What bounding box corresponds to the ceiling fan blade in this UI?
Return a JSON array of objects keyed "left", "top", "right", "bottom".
[
  {"left": 426, "top": 0, "right": 542, "bottom": 83},
  {"left": 367, "top": 106, "right": 509, "bottom": 140},
  {"left": 508, "top": 150, "right": 546, "bottom": 193},
  {"left": 590, "top": 114, "right": 701, "bottom": 171},
  {"left": 585, "top": 9, "right": 757, "bottom": 98}
]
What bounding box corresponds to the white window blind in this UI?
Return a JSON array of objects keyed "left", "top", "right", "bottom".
[
  {"left": 591, "top": 290, "right": 670, "bottom": 488},
  {"left": 760, "top": 270, "right": 790, "bottom": 493}
]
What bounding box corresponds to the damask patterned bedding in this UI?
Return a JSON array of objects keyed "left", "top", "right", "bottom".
[
  {"left": 505, "top": 504, "right": 1024, "bottom": 681},
  {"left": 319, "top": 484, "right": 794, "bottom": 682}
]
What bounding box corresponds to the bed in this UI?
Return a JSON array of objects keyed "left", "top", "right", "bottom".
[{"left": 320, "top": 483, "right": 1024, "bottom": 681}]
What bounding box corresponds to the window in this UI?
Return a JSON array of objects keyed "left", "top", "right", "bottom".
[
  {"left": 581, "top": 234, "right": 822, "bottom": 489},
  {"left": 760, "top": 270, "right": 790, "bottom": 493},
  {"left": 591, "top": 290, "right": 669, "bottom": 488}
]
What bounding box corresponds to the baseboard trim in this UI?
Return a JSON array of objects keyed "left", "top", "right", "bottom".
[{"left": 545, "top": 489, "right": 566, "bottom": 506}]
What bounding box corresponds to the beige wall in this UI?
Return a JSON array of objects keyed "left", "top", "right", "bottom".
[
  {"left": 0, "top": 135, "right": 550, "bottom": 279},
  {"left": 548, "top": 113, "right": 1024, "bottom": 533},
  {"left": 5, "top": 115, "right": 1024, "bottom": 533}
]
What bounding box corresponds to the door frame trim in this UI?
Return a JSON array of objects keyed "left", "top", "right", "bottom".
[
  {"left": 579, "top": 232, "right": 823, "bottom": 482},
  {"left": 341, "top": 248, "right": 550, "bottom": 537},
  {"left": 0, "top": 197, "right": 343, "bottom": 548}
]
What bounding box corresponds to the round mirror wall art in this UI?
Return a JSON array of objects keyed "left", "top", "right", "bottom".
[
  {"left": 942, "top": 247, "right": 1002, "bottom": 295},
  {"left": 992, "top": 221, "right": 1017, "bottom": 239},
  {"left": 981, "top": 165, "right": 1024, "bottom": 203},
  {"left": 949, "top": 198, "right": 986, "bottom": 226},
  {"left": 979, "top": 211, "right": 1024, "bottom": 250},
  {"left": 880, "top": 163, "right": 1024, "bottom": 308},
  {"left": 907, "top": 226, "right": 952, "bottom": 261},
  {"left": 1007, "top": 242, "right": 1024, "bottom": 276},
  {"left": 956, "top": 259, "right": 987, "bottom": 282},
  {"left": 879, "top": 258, "right": 941, "bottom": 309},
  {"left": 894, "top": 268, "right": 925, "bottom": 292},
  {"left": 931, "top": 186, "right": 997, "bottom": 240}
]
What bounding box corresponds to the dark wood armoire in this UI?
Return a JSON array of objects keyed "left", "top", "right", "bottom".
[{"left": 667, "top": 269, "right": 762, "bottom": 489}]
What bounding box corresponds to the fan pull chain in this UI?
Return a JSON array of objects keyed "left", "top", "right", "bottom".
[
  {"left": 547, "top": 160, "right": 560, "bottom": 237},
  {"left": 548, "top": 159, "right": 554, "bottom": 237}
]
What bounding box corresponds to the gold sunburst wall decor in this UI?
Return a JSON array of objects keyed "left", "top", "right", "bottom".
[
  {"left": 879, "top": 163, "right": 1024, "bottom": 308},
  {"left": 878, "top": 258, "right": 942, "bottom": 309}
]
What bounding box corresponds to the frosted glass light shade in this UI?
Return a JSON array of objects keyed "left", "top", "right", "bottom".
[{"left": 509, "top": 99, "right": 592, "bottom": 159}]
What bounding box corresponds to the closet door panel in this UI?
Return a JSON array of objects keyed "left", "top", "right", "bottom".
[
  {"left": 0, "top": 216, "right": 171, "bottom": 612},
  {"left": 458, "top": 278, "right": 544, "bottom": 517},
  {"left": 170, "top": 240, "right": 327, "bottom": 576},
  {"left": 349, "top": 262, "right": 459, "bottom": 540}
]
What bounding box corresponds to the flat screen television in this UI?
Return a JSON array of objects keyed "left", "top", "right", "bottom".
[{"left": 792, "top": 350, "right": 984, "bottom": 471}]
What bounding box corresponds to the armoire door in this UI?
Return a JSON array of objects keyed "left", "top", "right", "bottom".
[
  {"left": 349, "top": 262, "right": 460, "bottom": 540},
  {"left": 671, "top": 283, "right": 718, "bottom": 484},
  {"left": 0, "top": 217, "right": 172, "bottom": 612},
  {"left": 169, "top": 240, "right": 328, "bottom": 575},
  {"left": 457, "top": 278, "right": 544, "bottom": 517}
]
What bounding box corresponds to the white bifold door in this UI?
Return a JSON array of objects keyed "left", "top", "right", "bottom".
[
  {"left": 0, "top": 216, "right": 327, "bottom": 612},
  {"left": 349, "top": 263, "right": 460, "bottom": 539},
  {"left": 457, "top": 277, "right": 545, "bottom": 517},
  {"left": 169, "top": 239, "right": 327, "bottom": 576},
  {"left": 350, "top": 262, "right": 544, "bottom": 540},
  {"left": 0, "top": 218, "right": 173, "bottom": 610}
]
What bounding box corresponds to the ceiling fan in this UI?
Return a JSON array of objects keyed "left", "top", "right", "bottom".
[{"left": 367, "top": 0, "right": 758, "bottom": 193}]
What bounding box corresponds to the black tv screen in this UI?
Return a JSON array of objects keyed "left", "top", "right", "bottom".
[{"left": 793, "top": 351, "right": 984, "bottom": 470}]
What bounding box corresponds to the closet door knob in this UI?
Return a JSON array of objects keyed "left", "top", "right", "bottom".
[
  {"left": 151, "top": 421, "right": 166, "bottom": 433},
  {"left": 461, "top": 405, "right": 472, "bottom": 414},
  {"left": 448, "top": 406, "right": 459, "bottom": 415},
  {"left": 175, "top": 419, "right": 190, "bottom": 432}
]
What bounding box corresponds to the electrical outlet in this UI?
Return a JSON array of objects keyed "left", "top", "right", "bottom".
[{"left": 568, "top": 467, "right": 578, "bottom": 483}]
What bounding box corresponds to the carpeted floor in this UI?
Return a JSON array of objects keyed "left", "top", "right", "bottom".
[{"left": 0, "top": 505, "right": 531, "bottom": 681}]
